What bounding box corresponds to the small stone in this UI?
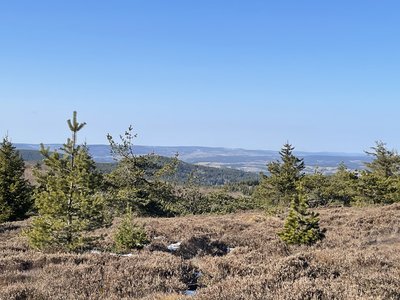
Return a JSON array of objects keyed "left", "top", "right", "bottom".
[{"left": 167, "top": 242, "right": 182, "bottom": 252}]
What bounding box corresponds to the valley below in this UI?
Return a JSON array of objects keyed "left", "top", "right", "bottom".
[{"left": 15, "top": 144, "right": 370, "bottom": 174}]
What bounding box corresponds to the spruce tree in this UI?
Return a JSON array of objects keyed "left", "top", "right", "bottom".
[
  {"left": 113, "top": 206, "right": 149, "bottom": 253},
  {"left": 0, "top": 137, "right": 32, "bottom": 222},
  {"left": 278, "top": 184, "right": 325, "bottom": 245},
  {"left": 26, "top": 112, "right": 108, "bottom": 251},
  {"left": 364, "top": 141, "right": 400, "bottom": 177},
  {"left": 254, "top": 142, "right": 305, "bottom": 207},
  {"left": 357, "top": 142, "right": 400, "bottom": 204}
]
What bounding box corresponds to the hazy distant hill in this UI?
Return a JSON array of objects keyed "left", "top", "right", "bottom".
[
  {"left": 16, "top": 147, "right": 259, "bottom": 186},
  {"left": 15, "top": 144, "right": 371, "bottom": 174}
]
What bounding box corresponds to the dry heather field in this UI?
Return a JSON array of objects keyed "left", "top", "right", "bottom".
[{"left": 1, "top": 204, "right": 400, "bottom": 300}]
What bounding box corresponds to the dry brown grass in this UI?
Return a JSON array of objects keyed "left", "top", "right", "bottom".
[{"left": 1, "top": 205, "right": 400, "bottom": 299}]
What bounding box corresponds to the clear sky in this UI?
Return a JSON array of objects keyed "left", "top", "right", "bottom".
[{"left": 1, "top": 1, "right": 399, "bottom": 152}]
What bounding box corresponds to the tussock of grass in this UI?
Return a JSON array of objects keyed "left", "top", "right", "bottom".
[{"left": 1, "top": 204, "right": 400, "bottom": 299}]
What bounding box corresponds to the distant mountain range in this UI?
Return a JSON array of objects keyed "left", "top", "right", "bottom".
[{"left": 15, "top": 144, "right": 371, "bottom": 174}]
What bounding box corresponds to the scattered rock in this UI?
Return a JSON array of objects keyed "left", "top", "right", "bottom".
[
  {"left": 184, "top": 290, "right": 197, "bottom": 296},
  {"left": 167, "top": 242, "right": 182, "bottom": 252}
]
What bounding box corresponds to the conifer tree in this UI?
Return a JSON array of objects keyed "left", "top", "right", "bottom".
[
  {"left": 254, "top": 142, "right": 305, "bottom": 207},
  {"left": 278, "top": 184, "right": 325, "bottom": 245},
  {"left": 113, "top": 206, "right": 149, "bottom": 253},
  {"left": 326, "top": 163, "right": 358, "bottom": 205},
  {"left": 301, "top": 168, "right": 329, "bottom": 206},
  {"left": 364, "top": 141, "right": 400, "bottom": 177},
  {"left": 106, "top": 126, "right": 178, "bottom": 217},
  {"left": 357, "top": 142, "right": 400, "bottom": 204},
  {"left": 26, "top": 112, "right": 108, "bottom": 251},
  {"left": 0, "top": 137, "right": 32, "bottom": 222}
]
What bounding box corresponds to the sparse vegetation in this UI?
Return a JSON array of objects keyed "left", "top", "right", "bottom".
[
  {"left": 0, "top": 205, "right": 399, "bottom": 299},
  {"left": 1, "top": 113, "right": 400, "bottom": 299}
]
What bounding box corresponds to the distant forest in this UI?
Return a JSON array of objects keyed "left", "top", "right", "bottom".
[{"left": 21, "top": 149, "right": 259, "bottom": 186}]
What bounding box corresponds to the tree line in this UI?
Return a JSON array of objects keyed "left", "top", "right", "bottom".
[
  {"left": 254, "top": 141, "right": 400, "bottom": 210},
  {"left": 0, "top": 112, "right": 398, "bottom": 251}
]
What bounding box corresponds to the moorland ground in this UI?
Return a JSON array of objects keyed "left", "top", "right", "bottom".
[{"left": 1, "top": 204, "right": 399, "bottom": 300}]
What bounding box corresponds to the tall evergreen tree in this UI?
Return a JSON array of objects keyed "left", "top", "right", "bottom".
[
  {"left": 357, "top": 142, "right": 400, "bottom": 204},
  {"left": 364, "top": 141, "right": 400, "bottom": 177},
  {"left": 0, "top": 137, "right": 32, "bottom": 222},
  {"left": 26, "top": 112, "right": 108, "bottom": 251},
  {"left": 278, "top": 184, "right": 325, "bottom": 245},
  {"left": 254, "top": 142, "right": 305, "bottom": 206}
]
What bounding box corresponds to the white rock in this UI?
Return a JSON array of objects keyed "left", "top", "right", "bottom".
[
  {"left": 121, "top": 253, "right": 133, "bottom": 257},
  {"left": 183, "top": 290, "right": 197, "bottom": 296},
  {"left": 167, "top": 242, "right": 182, "bottom": 252},
  {"left": 227, "top": 247, "right": 236, "bottom": 253}
]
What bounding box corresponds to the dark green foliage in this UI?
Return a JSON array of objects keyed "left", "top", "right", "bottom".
[
  {"left": 26, "top": 112, "right": 108, "bottom": 251},
  {"left": 325, "top": 163, "right": 358, "bottom": 205},
  {"left": 279, "top": 185, "right": 325, "bottom": 245},
  {"left": 174, "top": 185, "right": 208, "bottom": 215},
  {"left": 171, "top": 161, "right": 258, "bottom": 186},
  {"left": 17, "top": 148, "right": 259, "bottom": 187},
  {"left": 113, "top": 207, "right": 149, "bottom": 253},
  {"left": 254, "top": 143, "right": 305, "bottom": 207},
  {"left": 207, "top": 191, "right": 256, "bottom": 214},
  {"left": 105, "top": 126, "right": 179, "bottom": 217},
  {"left": 356, "top": 172, "right": 399, "bottom": 204},
  {"left": 364, "top": 141, "right": 400, "bottom": 177},
  {"left": 96, "top": 158, "right": 259, "bottom": 186},
  {"left": 0, "top": 137, "right": 32, "bottom": 222},
  {"left": 302, "top": 164, "right": 358, "bottom": 207},
  {"left": 357, "top": 142, "right": 400, "bottom": 204},
  {"left": 301, "top": 169, "right": 330, "bottom": 207},
  {"left": 223, "top": 179, "right": 259, "bottom": 196},
  {"left": 174, "top": 185, "right": 257, "bottom": 215},
  {"left": 255, "top": 142, "right": 400, "bottom": 207},
  {"left": 106, "top": 126, "right": 259, "bottom": 217}
]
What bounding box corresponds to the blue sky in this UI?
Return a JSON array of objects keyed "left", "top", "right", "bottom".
[{"left": 0, "top": 1, "right": 399, "bottom": 152}]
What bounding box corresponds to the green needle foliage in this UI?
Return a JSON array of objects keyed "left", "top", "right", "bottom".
[
  {"left": 106, "top": 126, "right": 179, "bottom": 217},
  {"left": 0, "top": 137, "right": 32, "bottom": 222},
  {"left": 364, "top": 141, "right": 400, "bottom": 177},
  {"left": 279, "top": 185, "right": 325, "bottom": 245},
  {"left": 26, "top": 112, "right": 108, "bottom": 251},
  {"left": 114, "top": 206, "right": 149, "bottom": 253},
  {"left": 254, "top": 142, "right": 305, "bottom": 208},
  {"left": 357, "top": 141, "right": 400, "bottom": 204}
]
